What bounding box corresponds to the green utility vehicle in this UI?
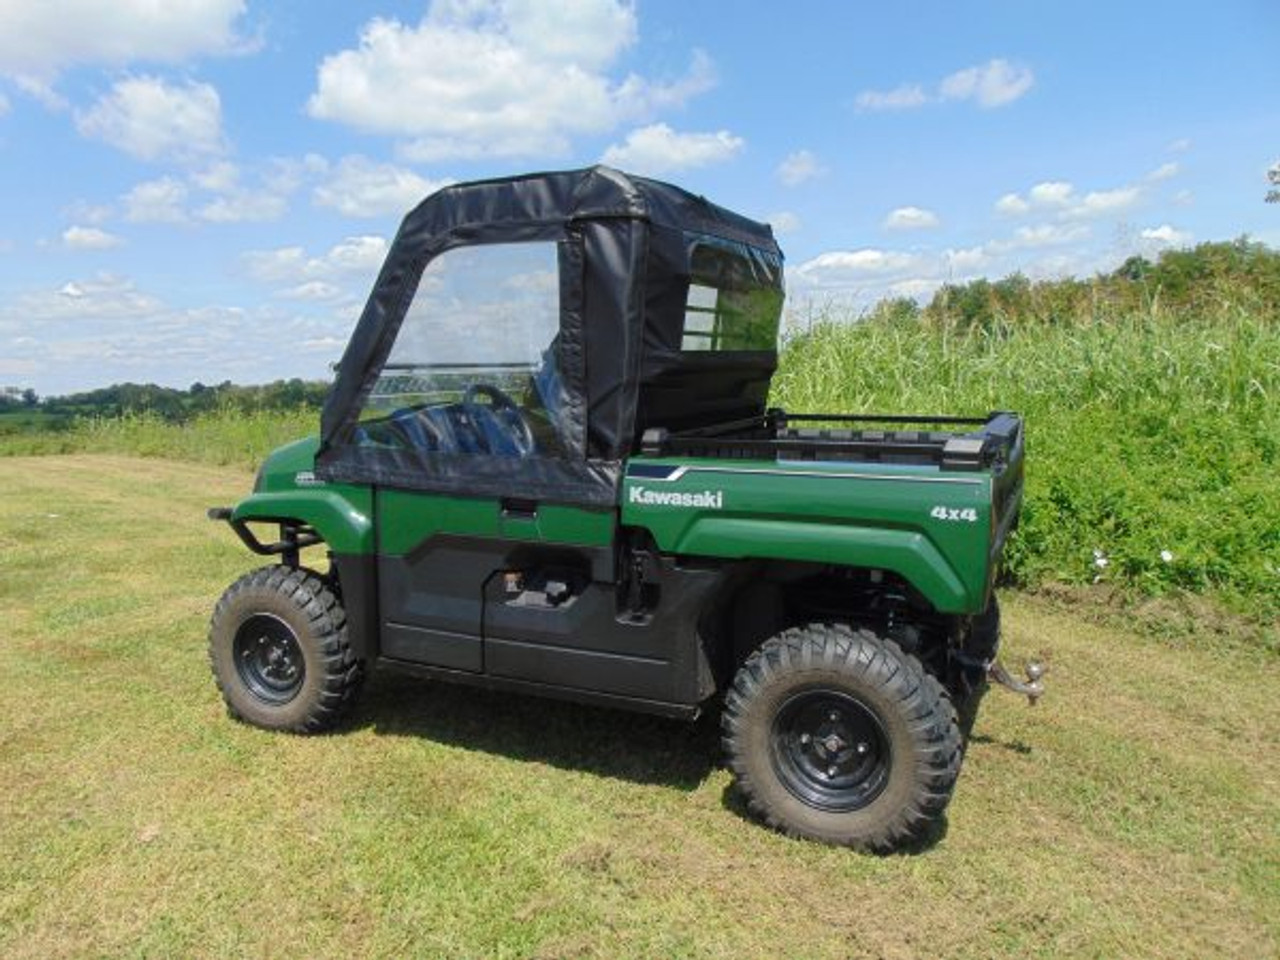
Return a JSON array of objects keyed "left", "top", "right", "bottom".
[{"left": 209, "top": 166, "right": 1034, "bottom": 851}]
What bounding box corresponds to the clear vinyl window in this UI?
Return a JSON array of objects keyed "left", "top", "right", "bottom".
[
  {"left": 355, "top": 242, "right": 568, "bottom": 458},
  {"left": 681, "top": 237, "right": 783, "bottom": 352}
]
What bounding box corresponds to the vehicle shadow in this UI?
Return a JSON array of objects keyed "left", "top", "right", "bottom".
[
  {"left": 352, "top": 671, "right": 1000, "bottom": 854},
  {"left": 350, "top": 669, "right": 722, "bottom": 791}
]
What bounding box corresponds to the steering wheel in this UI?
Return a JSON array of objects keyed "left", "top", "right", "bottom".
[{"left": 463, "top": 383, "right": 536, "bottom": 456}]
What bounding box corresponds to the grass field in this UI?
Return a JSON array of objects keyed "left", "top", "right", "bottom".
[
  {"left": 1, "top": 455, "right": 1276, "bottom": 958},
  {"left": 774, "top": 304, "right": 1280, "bottom": 636}
]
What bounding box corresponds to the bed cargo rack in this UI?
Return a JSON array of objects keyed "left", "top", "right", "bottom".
[{"left": 639, "top": 409, "right": 1023, "bottom": 472}]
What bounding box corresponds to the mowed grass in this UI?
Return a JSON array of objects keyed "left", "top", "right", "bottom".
[{"left": 1, "top": 455, "right": 1276, "bottom": 958}]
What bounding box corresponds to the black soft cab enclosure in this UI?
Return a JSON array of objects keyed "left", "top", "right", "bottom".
[{"left": 315, "top": 165, "right": 784, "bottom": 506}]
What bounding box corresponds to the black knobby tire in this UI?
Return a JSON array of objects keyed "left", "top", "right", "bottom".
[
  {"left": 208, "top": 565, "right": 362, "bottom": 732},
  {"left": 722, "top": 623, "right": 962, "bottom": 852}
]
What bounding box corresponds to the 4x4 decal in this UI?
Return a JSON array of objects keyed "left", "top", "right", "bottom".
[{"left": 930, "top": 505, "right": 979, "bottom": 522}]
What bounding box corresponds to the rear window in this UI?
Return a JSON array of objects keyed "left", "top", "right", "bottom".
[{"left": 681, "top": 237, "right": 783, "bottom": 352}]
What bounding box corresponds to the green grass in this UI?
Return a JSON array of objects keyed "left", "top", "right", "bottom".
[
  {"left": 1, "top": 455, "right": 1276, "bottom": 957},
  {"left": 774, "top": 303, "right": 1280, "bottom": 640},
  {"left": 0, "top": 406, "right": 318, "bottom": 470}
]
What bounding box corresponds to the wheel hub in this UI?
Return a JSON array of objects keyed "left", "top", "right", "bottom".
[
  {"left": 233, "top": 614, "right": 305, "bottom": 704},
  {"left": 771, "top": 690, "right": 890, "bottom": 811}
]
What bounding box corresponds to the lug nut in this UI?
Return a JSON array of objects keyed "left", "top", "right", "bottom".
[{"left": 856, "top": 742, "right": 869, "bottom": 755}]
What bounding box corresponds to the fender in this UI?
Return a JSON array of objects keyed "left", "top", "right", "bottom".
[
  {"left": 670, "top": 516, "right": 974, "bottom": 613},
  {"left": 230, "top": 488, "right": 373, "bottom": 554}
]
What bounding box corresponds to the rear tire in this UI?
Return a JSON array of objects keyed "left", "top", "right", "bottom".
[
  {"left": 209, "top": 565, "right": 362, "bottom": 732},
  {"left": 722, "top": 623, "right": 961, "bottom": 852}
]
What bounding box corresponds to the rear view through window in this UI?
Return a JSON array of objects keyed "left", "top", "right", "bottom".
[{"left": 681, "top": 237, "right": 783, "bottom": 352}]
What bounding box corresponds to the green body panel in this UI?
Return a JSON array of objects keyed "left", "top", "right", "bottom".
[
  {"left": 377, "top": 489, "right": 615, "bottom": 555},
  {"left": 229, "top": 436, "right": 373, "bottom": 554},
  {"left": 230, "top": 436, "right": 999, "bottom": 614},
  {"left": 621, "top": 458, "right": 993, "bottom": 614}
]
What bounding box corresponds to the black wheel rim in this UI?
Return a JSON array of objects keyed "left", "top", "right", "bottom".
[
  {"left": 770, "top": 689, "right": 891, "bottom": 812},
  {"left": 233, "top": 614, "right": 305, "bottom": 704}
]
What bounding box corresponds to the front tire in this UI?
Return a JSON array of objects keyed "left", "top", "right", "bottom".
[
  {"left": 209, "top": 566, "right": 362, "bottom": 732},
  {"left": 722, "top": 624, "right": 961, "bottom": 852}
]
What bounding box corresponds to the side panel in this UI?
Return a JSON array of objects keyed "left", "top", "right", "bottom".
[
  {"left": 378, "top": 533, "right": 501, "bottom": 672},
  {"left": 481, "top": 560, "right": 722, "bottom": 703},
  {"left": 621, "top": 459, "right": 993, "bottom": 614},
  {"left": 375, "top": 488, "right": 721, "bottom": 704}
]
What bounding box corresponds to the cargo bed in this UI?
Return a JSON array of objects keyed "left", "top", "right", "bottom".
[{"left": 640, "top": 409, "right": 1024, "bottom": 472}]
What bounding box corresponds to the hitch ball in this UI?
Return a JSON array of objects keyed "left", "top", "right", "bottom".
[{"left": 988, "top": 659, "right": 1046, "bottom": 706}]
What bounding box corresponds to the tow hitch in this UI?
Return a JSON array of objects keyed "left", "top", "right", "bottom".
[{"left": 988, "top": 659, "right": 1046, "bottom": 705}]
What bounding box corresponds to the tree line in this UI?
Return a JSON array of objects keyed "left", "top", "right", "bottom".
[
  {"left": 914, "top": 237, "right": 1280, "bottom": 331},
  {"left": 0, "top": 379, "right": 331, "bottom": 424}
]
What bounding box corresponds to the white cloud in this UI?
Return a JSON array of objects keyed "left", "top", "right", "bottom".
[
  {"left": 197, "top": 191, "right": 288, "bottom": 224},
  {"left": 856, "top": 58, "right": 1032, "bottom": 112},
  {"left": 1028, "top": 181, "right": 1074, "bottom": 207},
  {"left": 0, "top": 272, "right": 359, "bottom": 394},
  {"left": 279, "top": 281, "right": 344, "bottom": 302},
  {"left": 244, "top": 236, "right": 389, "bottom": 291},
  {"left": 994, "top": 193, "right": 1031, "bottom": 215},
  {"left": 11, "top": 274, "right": 162, "bottom": 322},
  {"left": 1008, "top": 224, "right": 1090, "bottom": 248},
  {"left": 796, "top": 249, "right": 924, "bottom": 282},
  {"left": 855, "top": 84, "right": 927, "bottom": 112},
  {"left": 192, "top": 160, "right": 240, "bottom": 193},
  {"left": 1147, "top": 162, "right": 1179, "bottom": 182},
  {"left": 883, "top": 206, "right": 940, "bottom": 231},
  {"left": 787, "top": 221, "right": 1107, "bottom": 309},
  {"left": 1173, "top": 189, "right": 1194, "bottom": 206},
  {"left": 63, "top": 201, "right": 114, "bottom": 226},
  {"left": 192, "top": 158, "right": 313, "bottom": 224},
  {"left": 768, "top": 211, "right": 801, "bottom": 234},
  {"left": 116, "top": 159, "right": 306, "bottom": 226},
  {"left": 122, "top": 177, "right": 190, "bottom": 224},
  {"left": 997, "top": 179, "right": 1141, "bottom": 221},
  {"left": 1063, "top": 186, "right": 1140, "bottom": 219},
  {"left": 602, "top": 124, "right": 743, "bottom": 175},
  {"left": 313, "top": 156, "right": 453, "bottom": 218},
  {"left": 307, "top": 1, "right": 715, "bottom": 161},
  {"left": 944, "top": 246, "right": 990, "bottom": 272},
  {"left": 1167, "top": 138, "right": 1192, "bottom": 153},
  {"left": 939, "top": 59, "right": 1034, "bottom": 108},
  {"left": 0, "top": 91, "right": 9, "bottom": 116},
  {"left": 62, "top": 226, "right": 124, "bottom": 250},
  {"left": 777, "top": 149, "right": 824, "bottom": 186},
  {"left": 76, "top": 76, "right": 225, "bottom": 162},
  {"left": 1140, "top": 225, "right": 1192, "bottom": 246},
  {"left": 0, "top": 0, "right": 249, "bottom": 78},
  {"left": 13, "top": 75, "right": 68, "bottom": 111}
]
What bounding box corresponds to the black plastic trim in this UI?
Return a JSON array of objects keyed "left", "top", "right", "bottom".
[
  {"left": 641, "top": 409, "right": 1023, "bottom": 472},
  {"left": 375, "top": 657, "right": 702, "bottom": 720}
]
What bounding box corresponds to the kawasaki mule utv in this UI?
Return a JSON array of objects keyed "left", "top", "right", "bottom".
[{"left": 208, "top": 166, "right": 1031, "bottom": 851}]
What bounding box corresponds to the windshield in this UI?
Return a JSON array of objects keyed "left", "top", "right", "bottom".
[{"left": 356, "top": 242, "right": 569, "bottom": 458}]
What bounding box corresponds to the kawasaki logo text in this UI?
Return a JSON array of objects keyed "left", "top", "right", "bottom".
[{"left": 629, "top": 486, "right": 723, "bottom": 509}]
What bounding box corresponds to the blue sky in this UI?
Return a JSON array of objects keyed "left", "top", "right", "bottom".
[{"left": 1, "top": 0, "right": 1276, "bottom": 395}]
